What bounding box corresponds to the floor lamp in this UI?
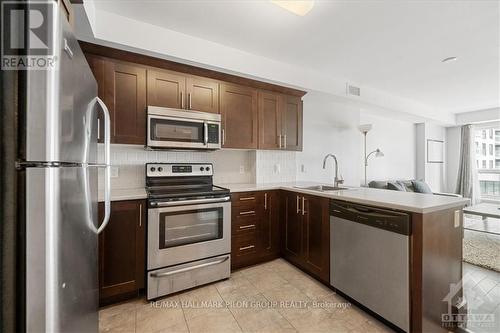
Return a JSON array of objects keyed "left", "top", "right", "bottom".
[{"left": 359, "top": 124, "right": 384, "bottom": 186}]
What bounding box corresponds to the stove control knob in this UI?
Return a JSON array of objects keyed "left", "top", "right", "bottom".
[
  {"left": 158, "top": 167, "right": 163, "bottom": 172},
  {"left": 205, "top": 166, "right": 210, "bottom": 171},
  {"left": 150, "top": 167, "right": 156, "bottom": 172},
  {"left": 200, "top": 167, "right": 205, "bottom": 171}
]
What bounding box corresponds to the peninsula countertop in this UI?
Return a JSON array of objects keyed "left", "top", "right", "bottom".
[{"left": 99, "top": 182, "right": 469, "bottom": 214}]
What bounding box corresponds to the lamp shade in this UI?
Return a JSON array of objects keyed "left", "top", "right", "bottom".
[{"left": 358, "top": 124, "right": 373, "bottom": 133}]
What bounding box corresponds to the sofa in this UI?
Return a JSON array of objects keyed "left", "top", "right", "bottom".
[{"left": 368, "top": 180, "right": 462, "bottom": 198}]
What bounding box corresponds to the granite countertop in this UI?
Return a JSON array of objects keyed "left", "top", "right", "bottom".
[{"left": 99, "top": 182, "right": 469, "bottom": 214}]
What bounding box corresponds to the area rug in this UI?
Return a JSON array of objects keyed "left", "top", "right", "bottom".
[{"left": 463, "top": 230, "right": 500, "bottom": 272}]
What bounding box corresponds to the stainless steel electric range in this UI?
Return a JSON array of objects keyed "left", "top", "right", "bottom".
[{"left": 145, "top": 163, "right": 231, "bottom": 300}]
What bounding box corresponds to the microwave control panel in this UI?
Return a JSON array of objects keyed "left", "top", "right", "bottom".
[{"left": 207, "top": 124, "right": 219, "bottom": 144}]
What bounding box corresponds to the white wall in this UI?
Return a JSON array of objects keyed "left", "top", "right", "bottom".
[
  {"left": 446, "top": 127, "right": 461, "bottom": 193},
  {"left": 296, "top": 91, "right": 361, "bottom": 186},
  {"left": 415, "top": 123, "right": 447, "bottom": 192},
  {"left": 358, "top": 113, "right": 416, "bottom": 185}
]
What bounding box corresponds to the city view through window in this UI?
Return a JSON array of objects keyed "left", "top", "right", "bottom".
[{"left": 475, "top": 124, "right": 500, "bottom": 201}]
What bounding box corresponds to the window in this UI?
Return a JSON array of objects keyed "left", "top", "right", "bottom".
[{"left": 475, "top": 123, "right": 500, "bottom": 201}]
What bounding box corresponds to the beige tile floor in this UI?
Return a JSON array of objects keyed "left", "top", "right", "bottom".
[{"left": 99, "top": 259, "right": 394, "bottom": 333}]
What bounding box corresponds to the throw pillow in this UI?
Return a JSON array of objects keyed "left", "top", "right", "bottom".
[
  {"left": 387, "top": 181, "right": 406, "bottom": 191},
  {"left": 412, "top": 180, "right": 433, "bottom": 194}
]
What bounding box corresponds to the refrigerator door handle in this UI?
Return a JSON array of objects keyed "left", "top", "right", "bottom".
[{"left": 95, "top": 97, "right": 111, "bottom": 234}]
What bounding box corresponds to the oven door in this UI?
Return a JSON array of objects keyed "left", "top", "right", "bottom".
[
  {"left": 148, "top": 197, "right": 231, "bottom": 270},
  {"left": 147, "top": 115, "right": 220, "bottom": 150}
]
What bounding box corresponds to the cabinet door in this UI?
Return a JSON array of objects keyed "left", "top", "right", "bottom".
[
  {"left": 85, "top": 54, "right": 105, "bottom": 143},
  {"left": 104, "top": 61, "right": 147, "bottom": 144},
  {"left": 186, "top": 76, "right": 219, "bottom": 113},
  {"left": 220, "top": 84, "right": 258, "bottom": 149},
  {"left": 260, "top": 191, "right": 280, "bottom": 259},
  {"left": 301, "top": 195, "right": 330, "bottom": 283},
  {"left": 281, "top": 191, "right": 302, "bottom": 261},
  {"left": 98, "top": 200, "right": 146, "bottom": 305},
  {"left": 147, "top": 69, "right": 186, "bottom": 109},
  {"left": 258, "top": 91, "right": 282, "bottom": 149},
  {"left": 282, "top": 95, "right": 303, "bottom": 151}
]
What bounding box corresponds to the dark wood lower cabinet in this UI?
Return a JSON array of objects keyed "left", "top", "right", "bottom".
[
  {"left": 98, "top": 200, "right": 146, "bottom": 306},
  {"left": 231, "top": 191, "right": 280, "bottom": 269},
  {"left": 280, "top": 191, "right": 330, "bottom": 283}
]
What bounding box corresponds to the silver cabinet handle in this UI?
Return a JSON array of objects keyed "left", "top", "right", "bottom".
[
  {"left": 151, "top": 256, "right": 229, "bottom": 278},
  {"left": 204, "top": 122, "right": 208, "bottom": 145},
  {"left": 139, "top": 204, "right": 142, "bottom": 227},
  {"left": 264, "top": 193, "right": 268, "bottom": 210},
  {"left": 239, "top": 224, "right": 255, "bottom": 229},
  {"left": 222, "top": 129, "right": 226, "bottom": 145},
  {"left": 296, "top": 195, "right": 301, "bottom": 214},
  {"left": 180, "top": 91, "right": 184, "bottom": 109},
  {"left": 239, "top": 196, "right": 255, "bottom": 201},
  {"left": 239, "top": 245, "right": 255, "bottom": 251},
  {"left": 189, "top": 93, "right": 192, "bottom": 109},
  {"left": 151, "top": 196, "right": 230, "bottom": 207},
  {"left": 95, "top": 97, "right": 111, "bottom": 234},
  {"left": 239, "top": 210, "right": 255, "bottom": 215},
  {"left": 278, "top": 135, "right": 282, "bottom": 149},
  {"left": 302, "top": 197, "right": 306, "bottom": 216},
  {"left": 283, "top": 134, "right": 287, "bottom": 148}
]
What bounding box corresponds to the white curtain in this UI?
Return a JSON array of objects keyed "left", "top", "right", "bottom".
[{"left": 456, "top": 124, "right": 481, "bottom": 205}]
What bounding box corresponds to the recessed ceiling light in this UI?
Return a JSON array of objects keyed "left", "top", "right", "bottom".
[
  {"left": 271, "top": 0, "right": 314, "bottom": 16},
  {"left": 441, "top": 56, "right": 457, "bottom": 63}
]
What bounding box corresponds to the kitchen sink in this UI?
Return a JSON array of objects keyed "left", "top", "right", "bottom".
[{"left": 294, "top": 185, "right": 351, "bottom": 192}]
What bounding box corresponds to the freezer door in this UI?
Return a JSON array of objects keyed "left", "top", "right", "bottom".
[
  {"left": 25, "top": 166, "right": 98, "bottom": 332},
  {"left": 25, "top": 6, "right": 98, "bottom": 164}
]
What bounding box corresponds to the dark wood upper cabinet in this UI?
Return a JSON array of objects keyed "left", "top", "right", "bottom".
[
  {"left": 98, "top": 200, "right": 146, "bottom": 306},
  {"left": 220, "top": 84, "right": 258, "bottom": 149},
  {"left": 258, "top": 91, "right": 282, "bottom": 150},
  {"left": 104, "top": 60, "right": 147, "bottom": 145},
  {"left": 147, "top": 69, "right": 186, "bottom": 109},
  {"left": 282, "top": 95, "right": 303, "bottom": 151},
  {"left": 186, "top": 76, "right": 219, "bottom": 113}
]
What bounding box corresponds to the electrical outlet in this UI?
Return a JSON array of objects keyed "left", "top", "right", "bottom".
[
  {"left": 239, "top": 165, "right": 245, "bottom": 174},
  {"left": 274, "top": 164, "right": 281, "bottom": 174},
  {"left": 110, "top": 166, "right": 119, "bottom": 178},
  {"left": 454, "top": 210, "right": 460, "bottom": 228}
]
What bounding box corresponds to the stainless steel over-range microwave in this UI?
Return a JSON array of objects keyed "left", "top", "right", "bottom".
[{"left": 147, "top": 106, "right": 221, "bottom": 150}]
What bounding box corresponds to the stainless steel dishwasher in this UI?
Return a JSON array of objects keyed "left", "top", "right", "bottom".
[{"left": 330, "top": 200, "right": 410, "bottom": 332}]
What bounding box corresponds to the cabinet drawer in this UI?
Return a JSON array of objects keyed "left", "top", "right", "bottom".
[
  {"left": 232, "top": 232, "right": 258, "bottom": 264},
  {"left": 231, "top": 192, "right": 258, "bottom": 206}
]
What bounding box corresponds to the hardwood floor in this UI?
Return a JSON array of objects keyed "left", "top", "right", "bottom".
[{"left": 99, "top": 259, "right": 393, "bottom": 333}]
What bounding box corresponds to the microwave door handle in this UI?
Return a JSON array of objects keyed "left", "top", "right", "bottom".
[
  {"left": 95, "top": 97, "right": 111, "bottom": 234},
  {"left": 204, "top": 122, "right": 208, "bottom": 145}
]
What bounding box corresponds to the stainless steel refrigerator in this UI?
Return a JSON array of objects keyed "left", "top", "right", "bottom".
[{"left": 17, "top": 5, "right": 111, "bottom": 332}]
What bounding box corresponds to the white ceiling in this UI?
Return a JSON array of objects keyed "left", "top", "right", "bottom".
[{"left": 94, "top": 0, "right": 499, "bottom": 114}]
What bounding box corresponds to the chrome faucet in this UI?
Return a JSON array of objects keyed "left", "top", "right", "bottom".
[{"left": 322, "top": 153, "right": 344, "bottom": 188}]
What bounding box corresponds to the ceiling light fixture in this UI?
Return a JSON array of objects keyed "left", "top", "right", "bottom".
[
  {"left": 441, "top": 56, "right": 457, "bottom": 63},
  {"left": 271, "top": 0, "right": 314, "bottom": 16}
]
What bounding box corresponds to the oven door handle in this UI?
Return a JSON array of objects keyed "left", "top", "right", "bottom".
[
  {"left": 151, "top": 196, "right": 231, "bottom": 207},
  {"left": 150, "top": 256, "right": 229, "bottom": 278}
]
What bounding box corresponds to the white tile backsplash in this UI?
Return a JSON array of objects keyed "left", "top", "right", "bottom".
[
  {"left": 255, "top": 150, "right": 297, "bottom": 183},
  {"left": 98, "top": 144, "right": 256, "bottom": 190}
]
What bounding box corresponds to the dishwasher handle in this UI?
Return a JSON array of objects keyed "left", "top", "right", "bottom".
[{"left": 330, "top": 201, "right": 411, "bottom": 236}]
